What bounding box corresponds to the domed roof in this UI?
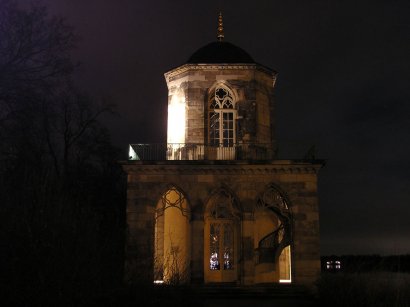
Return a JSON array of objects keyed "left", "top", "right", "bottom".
[{"left": 187, "top": 41, "right": 254, "bottom": 64}]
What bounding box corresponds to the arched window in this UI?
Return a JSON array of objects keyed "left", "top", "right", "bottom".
[
  {"left": 154, "top": 186, "right": 190, "bottom": 284},
  {"left": 209, "top": 85, "right": 236, "bottom": 147},
  {"left": 204, "top": 189, "right": 240, "bottom": 282},
  {"left": 254, "top": 185, "right": 292, "bottom": 283},
  {"left": 156, "top": 187, "right": 190, "bottom": 218}
]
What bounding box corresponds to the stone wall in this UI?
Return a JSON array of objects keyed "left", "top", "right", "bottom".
[
  {"left": 122, "top": 160, "right": 322, "bottom": 286},
  {"left": 165, "top": 64, "right": 277, "bottom": 147}
]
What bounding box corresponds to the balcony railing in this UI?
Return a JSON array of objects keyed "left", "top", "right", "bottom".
[{"left": 128, "top": 143, "right": 276, "bottom": 161}]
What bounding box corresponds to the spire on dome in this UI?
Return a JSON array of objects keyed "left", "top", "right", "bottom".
[{"left": 217, "top": 12, "right": 224, "bottom": 41}]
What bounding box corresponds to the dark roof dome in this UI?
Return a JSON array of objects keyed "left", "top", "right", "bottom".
[{"left": 187, "top": 41, "right": 254, "bottom": 64}]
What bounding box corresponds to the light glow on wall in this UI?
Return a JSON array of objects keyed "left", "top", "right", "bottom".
[
  {"left": 167, "top": 91, "right": 186, "bottom": 144},
  {"left": 128, "top": 145, "right": 138, "bottom": 160},
  {"left": 279, "top": 246, "right": 292, "bottom": 283}
]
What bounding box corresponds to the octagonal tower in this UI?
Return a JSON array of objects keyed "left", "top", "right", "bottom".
[{"left": 165, "top": 39, "right": 277, "bottom": 160}]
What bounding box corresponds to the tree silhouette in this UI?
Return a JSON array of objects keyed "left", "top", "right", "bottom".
[{"left": 0, "top": 2, "right": 125, "bottom": 305}]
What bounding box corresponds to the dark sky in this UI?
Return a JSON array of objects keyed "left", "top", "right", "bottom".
[{"left": 28, "top": 0, "right": 410, "bottom": 256}]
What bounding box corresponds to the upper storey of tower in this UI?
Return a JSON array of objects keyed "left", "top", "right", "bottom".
[{"left": 129, "top": 13, "right": 280, "bottom": 161}]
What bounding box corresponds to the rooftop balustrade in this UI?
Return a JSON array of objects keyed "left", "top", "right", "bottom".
[{"left": 128, "top": 143, "right": 277, "bottom": 161}]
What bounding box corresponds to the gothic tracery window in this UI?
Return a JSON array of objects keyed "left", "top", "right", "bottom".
[
  {"left": 154, "top": 186, "right": 190, "bottom": 283},
  {"left": 209, "top": 85, "right": 236, "bottom": 147},
  {"left": 156, "top": 186, "right": 189, "bottom": 218},
  {"left": 260, "top": 187, "right": 289, "bottom": 212},
  {"left": 255, "top": 185, "right": 292, "bottom": 267},
  {"left": 206, "top": 190, "right": 238, "bottom": 272}
]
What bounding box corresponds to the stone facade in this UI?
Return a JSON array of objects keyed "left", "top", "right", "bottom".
[
  {"left": 122, "top": 161, "right": 322, "bottom": 286},
  {"left": 122, "top": 41, "right": 323, "bottom": 287},
  {"left": 165, "top": 64, "right": 276, "bottom": 150}
]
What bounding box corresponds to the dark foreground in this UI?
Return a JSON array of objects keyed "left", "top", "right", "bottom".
[
  {"left": 92, "top": 272, "right": 410, "bottom": 307},
  {"left": 5, "top": 273, "right": 410, "bottom": 306},
  {"left": 91, "top": 283, "right": 316, "bottom": 307}
]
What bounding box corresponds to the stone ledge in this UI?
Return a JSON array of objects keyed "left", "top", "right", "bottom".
[
  {"left": 121, "top": 160, "right": 324, "bottom": 175},
  {"left": 164, "top": 63, "right": 277, "bottom": 82}
]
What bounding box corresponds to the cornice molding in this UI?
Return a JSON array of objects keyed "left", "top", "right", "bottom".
[
  {"left": 164, "top": 63, "right": 277, "bottom": 83},
  {"left": 121, "top": 161, "right": 323, "bottom": 175}
]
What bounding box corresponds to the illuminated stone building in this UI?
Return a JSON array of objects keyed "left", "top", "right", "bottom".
[{"left": 122, "top": 14, "right": 323, "bottom": 287}]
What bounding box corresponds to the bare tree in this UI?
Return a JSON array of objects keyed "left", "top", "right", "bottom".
[
  {"left": 0, "top": 2, "right": 125, "bottom": 305},
  {"left": 0, "top": 1, "right": 117, "bottom": 174},
  {"left": 0, "top": 0, "right": 76, "bottom": 164},
  {"left": 0, "top": 0, "right": 75, "bottom": 98}
]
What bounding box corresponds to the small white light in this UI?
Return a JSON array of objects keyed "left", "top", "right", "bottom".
[
  {"left": 153, "top": 280, "right": 164, "bottom": 284},
  {"left": 279, "top": 279, "right": 291, "bottom": 283}
]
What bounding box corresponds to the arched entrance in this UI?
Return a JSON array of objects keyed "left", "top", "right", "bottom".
[
  {"left": 154, "top": 186, "right": 190, "bottom": 284},
  {"left": 254, "top": 185, "right": 292, "bottom": 283},
  {"left": 204, "top": 189, "right": 240, "bottom": 283}
]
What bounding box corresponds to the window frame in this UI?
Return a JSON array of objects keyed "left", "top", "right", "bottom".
[{"left": 208, "top": 85, "right": 236, "bottom": 147}]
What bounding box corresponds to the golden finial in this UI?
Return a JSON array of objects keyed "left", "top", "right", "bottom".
[{"left": 217, "top": 12, "right": 224, "bottom": 41}]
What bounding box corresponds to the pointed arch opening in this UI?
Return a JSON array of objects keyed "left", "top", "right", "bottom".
[
  {"left": 154, "top": 185, "right": 190, "bottom": 284},
  {"left": 208, "top": 83, "right": 237, "bottom": 160},
  {"left": 254, "top": 185, "right": 292, "bottom": 283},
  {"left": 204, "top": 188, "right": 241, "bottom": 283}
]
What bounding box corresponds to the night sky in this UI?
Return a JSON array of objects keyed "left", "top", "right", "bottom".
[{"left": 26, "top": 0, "right": 410, "bottom": 256}]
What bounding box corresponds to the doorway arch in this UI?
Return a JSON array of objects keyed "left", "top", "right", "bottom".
[
  {"left": 254, "top": 184, "right": 292, "bottom": 283},
  {"left": 154, "top": 185, "right": 190, "bottom": 284},
  {"left": 204, "top": 188, "right": 241, "bottom": 283}
]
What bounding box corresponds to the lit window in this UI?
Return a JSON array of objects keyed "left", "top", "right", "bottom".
[
  {"left": 210, "top": 224, "right": 220, "bottom": 270},
  {"left": 209, "top": 223, "right": 235, "bottom": 271},
  {"left": 209, "top": 86, "right": 236, "bottom": 147},
  {"left": 325, "top": 260, "right": 342, "bottom": 271}
]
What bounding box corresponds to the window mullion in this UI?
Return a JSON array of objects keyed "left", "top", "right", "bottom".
[{"left": 219, "top": 110, "right": 223, "bottom": 146}]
